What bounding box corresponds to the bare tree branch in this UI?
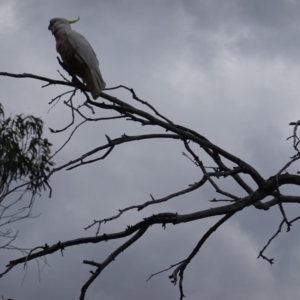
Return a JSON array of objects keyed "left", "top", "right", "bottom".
[
  {"left": 2, "top": 70, "right": 300, "bottom": 300},
  {"left": 80, "top": 226, "right": 148, "bottom": 300}
]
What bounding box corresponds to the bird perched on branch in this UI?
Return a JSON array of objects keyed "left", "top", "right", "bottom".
[{"left": 48, "top": 17, "right": 106, "bottom": 99}]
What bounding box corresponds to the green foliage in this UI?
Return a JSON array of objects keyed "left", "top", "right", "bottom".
[{"left": 0, "top": 103, "right": 54, "bottom": 198}]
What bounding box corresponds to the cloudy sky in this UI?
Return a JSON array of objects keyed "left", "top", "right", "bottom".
[{"left": 1, "top": 0, "right": 300, "bottom": 299}]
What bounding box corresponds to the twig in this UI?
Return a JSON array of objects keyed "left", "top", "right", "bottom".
[
  {"left": 105, "top": 85, "right": 174, "bottom": 124},
  {"left": 48, "top": 91, "right": 77, "bottom": 133},
  {"left": 146, "top": 260, "right": 184, "bottom": 282},
  {"left": 84, "top": 177, "right": 208, "bottom": 233},
  {"left": 170, "top": 212, "right": 235, "bottom": 299},
  {"left": 80, "top": 226, "right": 148, "bottom": 300}
]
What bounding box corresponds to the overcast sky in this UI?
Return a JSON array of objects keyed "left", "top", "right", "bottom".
[{"left": 1, "top": 0, "right": 300, "bottom": 299}]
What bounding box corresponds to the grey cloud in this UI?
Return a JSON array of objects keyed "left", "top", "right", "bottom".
[{"left": 1, "top": 1, "right": 300, "bottom": 300}]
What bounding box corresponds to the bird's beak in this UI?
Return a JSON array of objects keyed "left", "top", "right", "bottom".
[
  {"left": 48, "top": 23, "right": 52, "bottom": 30},
  {"left": 68, "top": 16, "right": 80, "bottom": 24}
]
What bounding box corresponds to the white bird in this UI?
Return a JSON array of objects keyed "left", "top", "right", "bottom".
[{"left": 48, "top": 17, "right": 106, "bottom": 99}]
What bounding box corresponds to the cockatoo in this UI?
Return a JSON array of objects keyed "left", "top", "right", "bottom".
[{"left": 48, "top": 17, "right": 106, "bottom": 99}]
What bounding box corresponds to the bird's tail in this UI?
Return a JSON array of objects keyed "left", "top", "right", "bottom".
[{"left": 88, "top": 67, "right": 106, "bottom": 100}]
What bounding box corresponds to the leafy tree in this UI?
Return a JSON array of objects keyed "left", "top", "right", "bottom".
[{"left": 0, "top": 103, "right": 53, "bottom": 251}]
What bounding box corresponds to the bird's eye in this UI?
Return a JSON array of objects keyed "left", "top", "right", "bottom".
[{"left": 48, "top": 20, "right": 56, "bottom": 30}]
